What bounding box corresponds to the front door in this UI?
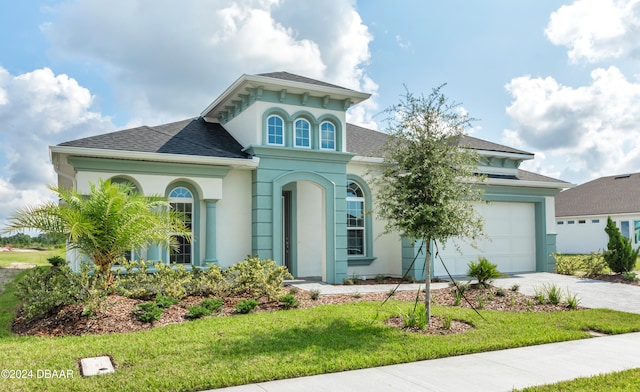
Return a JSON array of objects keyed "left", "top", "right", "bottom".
[{"left": 282, "top": 191, "right": 292, "bottom": 272}]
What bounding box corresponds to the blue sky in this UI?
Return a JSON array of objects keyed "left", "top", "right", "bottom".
[{"left": 1, "top": 0, "right": 640, "bottom": 228}]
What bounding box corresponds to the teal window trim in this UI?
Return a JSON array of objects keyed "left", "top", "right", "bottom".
[
  {"left": 346, "top": 174, "right": 376, "bottom": 266},
  {"left": 165, "top": 181, "right": 200, "bottom": 267},
  {"left": 320, "top": 121, "right": 336, "bottom": 150},
  {"left": 261, "top": 108, "right": 343, "bottom": 152}
]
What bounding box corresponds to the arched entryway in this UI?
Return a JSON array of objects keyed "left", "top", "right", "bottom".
[{"left": 272, "top": 171, "right": 335, "bottom": 282}]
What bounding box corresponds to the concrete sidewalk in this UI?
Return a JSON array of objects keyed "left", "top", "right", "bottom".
[
  {"left": 206, "top": 273, "right": 640, "bottom": 391},
  {"left": 210, "top": 333, "right": 640, "bottom": 391}
]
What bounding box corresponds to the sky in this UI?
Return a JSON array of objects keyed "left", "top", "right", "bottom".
[{"left": 1, "top": 0, "right": 640, "bottom": 230}]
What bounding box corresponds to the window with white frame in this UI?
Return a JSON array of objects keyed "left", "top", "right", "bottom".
[
  {"left": 294, "top": 118, "right": 311, "bottom": 148},
  {"left": 169, "top": 186, "right": 193, "bottom": 264},
  {"left": 346, "top": 181, "right": 365, "bottom": 255},
  {"left": 267, "top": 115, "right": 284, "bottom": 146},
  {"left": 320, "top": 121, "right": 335, "bottom": 150}
]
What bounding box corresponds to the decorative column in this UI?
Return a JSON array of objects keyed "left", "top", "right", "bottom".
[{"left": 204, "top": 199, "right": 218, "bottom": 265}]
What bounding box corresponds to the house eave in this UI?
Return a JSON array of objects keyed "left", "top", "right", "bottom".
[
  {"left": 484, "top": 177, "right": 574, "bottom": 189},
  {"left": 49, "top": 145, "right": 259, "bottom": 170}
]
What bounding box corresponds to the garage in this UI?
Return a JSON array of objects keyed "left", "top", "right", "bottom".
[{"left": 434, "top": 201, "right": 536, "bottom": 277}]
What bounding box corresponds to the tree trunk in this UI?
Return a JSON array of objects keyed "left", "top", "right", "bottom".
[{"left": 424, "top": 238, "right": 431, "bottom": 326}]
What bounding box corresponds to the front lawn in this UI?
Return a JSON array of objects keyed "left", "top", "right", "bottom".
[
  {"left": 0, "top": 249, "right": 63, "bottom": 268},
  {"left": 520, "top": 367, "right": 640, "bottom": 391},
  {"left": 1, "top": 298, "right": 640, "bottom": 391}
]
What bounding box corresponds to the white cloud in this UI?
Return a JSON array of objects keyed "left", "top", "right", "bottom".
[
  {"left": 0, "top": 66, "right": 114, "bottom": 228},
  {"left": 43, "top": 0, "right": 378, "bottom": 125},
  {"left": 545, "top": 0, "right": 640, "bottom": 63},
  {"left": 503, "top": 66, "right": 640, "bottom": 183}
]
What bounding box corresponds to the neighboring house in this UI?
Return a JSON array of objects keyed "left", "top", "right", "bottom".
[
  {"left": 50, "top": 72, "right": 570, "bottom": 283},
  {"left": 556, "top": 172, "right": 640, "bottom": 254}
]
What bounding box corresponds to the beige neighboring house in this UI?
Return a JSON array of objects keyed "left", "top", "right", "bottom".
[{"left": 555, "top": 172, "right": 640, "bottom": 254}]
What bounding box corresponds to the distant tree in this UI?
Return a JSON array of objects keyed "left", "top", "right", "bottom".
[
  {"left": 2, "top": 180, "right": 190, "bottom": 280},
  {"left": 604, "top": 216, "right": 639, "bottom": 273},
  {"left": 372, "top": 85, "right": 486, "bottom": 326}
]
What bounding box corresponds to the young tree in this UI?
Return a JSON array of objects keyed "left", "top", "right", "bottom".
[
  {"left": 604, "top": 216, "right": 639, "bottom": 273},
  {"left": 2, "top": 180, "right": 190, "bottom": 279},
  {"left": 372, "top": 85, "right": 486, "bottom": 325}
]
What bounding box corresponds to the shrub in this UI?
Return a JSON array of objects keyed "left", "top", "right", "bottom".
[
  {"left": 235, "top": 299, "right": 259, "bottom": 314},
  {"left": 200, "top": 298, "right": 223, "bottom": 313},
  {"left": 495, "top": 288, "right": 506, "bottom": 297},
  {"left": 510, "top": 284, "right": 520, "bottom": 292},
  {"left": 278, "top": 294, "right": 299, "bottom": 309},
  {"left": 604, "top": 216, "right": 639, "bottom": 273},
  {"left": 375, "top": 274, "right": 385, "bottom": 283},
  {"left": 566, "top": 291, "right": 580, "bottom": 309},
  {"left": 153, "top": 262, "right": 192, "bottom": 300},
  {"left": 309, "top": 289, "right": 321, "bottom": 300},
  {"left": 467, "top": 257, "right": 501, "bottom": 287},
  {"left": 581, "top": 252, "right": 607, "bottom": 277},
  {"left": 553, "top": 253, "right": 581, "bottom": 276},
  {"left": 622, "top": 271, "right": 639, "bottom": 282},
  {"left": 113, "top": 259, "right": 155, "bottom": 299},
  {"left": 545, "top": 284, "right": 563, "bottom": 305},
  {"left": 135, "top": 302, "right": 163, "bottom": 323},
  {"left": 402, "top": 304, "right": 427, "bottom": 329},
  {"left": 14, "top": 262, "right": 107, "bottom": 320},
  {"left": 442, "top": 314, "right": 453, "bottom": 330},
  {"left": 190, "top": 264, "right": 230, "bottom": 297},
  {"left": 226, "top": 255, "right": 292, "bottom": 300},
  {"left": 155, "top": 294, "right": 179, "bottom": 309},
  {"left": 47, "top": 255, "right": 66, "bottom": 268},
  {"left": 186, "top": 305, "right": 212, "bottom": 320}
]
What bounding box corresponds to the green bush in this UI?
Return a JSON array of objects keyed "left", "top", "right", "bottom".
[
  {"left": 185, "top": 305, "right": 212, "bottom": 320},
  {"left": 200, "top": 298, "right": 223, "bottom": 313},
  {"left": 235, "top": 299, "right": 259, "bottom": 314},
  {"left": 622, "top": 271, "right": 638, "bottom": 282},
  {"left": 604, "top": 216, "right": 639, "bottom": 273},
  {"left": 155, "top": 294, "right": 179, "bottom": 309},
  {"left": 553, "top": 253, "right": 582, "bottom": 275},
  {"left": 47, "top": 255, "right": 66, "bottom": 268},
  {"left": 226, "top": 255, "right": 292, "bottom": 300},
  {"left": 135, "top": 301, "right": 163, "bottom": 323},
  {"left": 309, "top": 289, "right": 320, "bottom": 300},
  {"left": 581, "top": 252, "right": 608, "bottom": 277},
  {"left": 189, "top": 264, "right": 230, "bottom": 297},
  {"left": 113, "top": 259, "right": 155, "bottom": 299},
  {"left": 467, "top": 257, "right": 501, "bottom": 287},
  {"left": 278, "top": 294, "right": 299, "bottom": 309},
  {"left": 153, "top": 262, "right": 192, "bottom": 300}
]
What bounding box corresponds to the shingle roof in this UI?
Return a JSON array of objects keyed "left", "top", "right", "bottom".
[
  {"left": 257, "top": 71, "right": 355, "bottom": 92},
  {"left": 345, "top": 123, "right": 533, "bottom": 157},
  {"left": 555, "top": 172, "right": 640, "bottom": 217},
  {"left": 58, "top": 117, "right": 248, "bottom": 159}
]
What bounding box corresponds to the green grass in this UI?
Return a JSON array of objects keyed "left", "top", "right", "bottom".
[
  {"left": 520, "top": 367, "right": 640, "bottom": 391},
  {"left": 0, "top": 249, "right": 64, "bottom": 268},
  {"left": 0, "top": 300, "right": 639, "bottom": 391},
  {"left": 0, "top": 270, "right": 28, "bottom": 338}
]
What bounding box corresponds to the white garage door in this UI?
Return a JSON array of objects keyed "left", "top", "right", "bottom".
[{"left": 434, "top": 202, "right": 536, "bottom": 277}]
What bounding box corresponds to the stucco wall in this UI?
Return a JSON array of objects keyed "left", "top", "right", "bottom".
[
  {"left": 216, "top": 169, "right": 253, "bottom": 268},
  {"left": 555, "top": 214, "right": 640, "bottom": 254}
]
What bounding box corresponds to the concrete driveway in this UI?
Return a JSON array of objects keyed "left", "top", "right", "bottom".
[{"left": 493, "top": 272, "right": 640, "bottom": 314}]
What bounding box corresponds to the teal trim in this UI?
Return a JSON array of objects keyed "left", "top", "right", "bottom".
[
  {"left": 346, "top": 174, "right": 376, "bottom": 267},
  {"left": 165, "top": 181, "right": 201, "bottom": 266},
  {"left": 480, "top": 183, "right": 561, "bottom": 197},
  {"left": 317, "top": 114, "right": 343, "bottom": 151},
  {"left": 204, "top": 200, "right": 218, "bottom": 264},
  {"left": 147, "top": 244, "right": 161, "bottom": 262},
  {"left": 282, "top": 183, "right": 298, "bottom": 277},
  {"left": 69, "top": 157, "right": 231, "bottom": 177},
  {"left": 245, "top": 145, "right": 354, "bottom": 164}
]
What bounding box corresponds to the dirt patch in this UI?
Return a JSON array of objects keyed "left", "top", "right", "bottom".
[
  {"left": 589, "top": 273, "right": 640, "bottom": 286},
  {"left": 12, "top": 284, "right": 579, "bottom": 337}
]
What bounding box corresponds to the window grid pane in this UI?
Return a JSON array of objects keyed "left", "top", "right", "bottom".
[
  {"left": 295, "top": 119, "right": 310, "bottom": 147},
  {"left": 347, "top": 229, "right": 364, "bottom": 255},
  {"left": 170, "top": 198, "right": 193, "bottom": 264},
  {"left": 320, "top": 122, "right": 335, "bottom": 149},
  {"left": 267, "top": 116, "right": 284, "bottom": 145}
]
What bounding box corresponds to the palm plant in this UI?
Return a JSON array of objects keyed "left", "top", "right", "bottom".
[{"left": 2, "top": 180, "right": 190, "bottom": 278}]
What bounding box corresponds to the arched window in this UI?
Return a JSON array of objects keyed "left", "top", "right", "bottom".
[
  {"left": 169, "top": 186, "right": 193, "bottom": 264},
  {"left": 320, "top": 121, "right": 335, "bottom": 150},
  {"left": 267, "top": 115, "right": 284, "bottom": 146},
  {"left": 346, "top": 181, "right": 365, "bottom": 256},
  {"left": 294, "top": 118, "right": 311, "bottom": 148}
]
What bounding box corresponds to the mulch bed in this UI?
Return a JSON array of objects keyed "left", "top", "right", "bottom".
[{"left": 12, "top": 283, "right": 580, "bottom": 338}]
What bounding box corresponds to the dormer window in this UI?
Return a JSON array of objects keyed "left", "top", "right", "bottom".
[
  {"left": 267, "top": 115, "right": 284, "bottom": 146},
  {"left": 294, "top": 119, "right": 311, "bottom": 148},
  {"left": 320, "top": 121, "right": 335, "bottom": 150}
]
